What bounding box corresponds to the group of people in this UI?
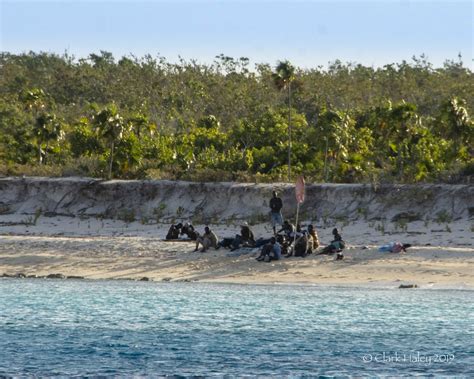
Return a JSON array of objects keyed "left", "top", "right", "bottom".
[
  {"left": 164, "top": 190, "right": 347, "bottom": 261},
  {"left": 259, "top": 191, "right": 345, "bottom": 261},
  {"left": 164, "top": 190, "right": 415, "bottom": 262},
  {"left": 165, "top": 220, "right": 255, "bottom": 253},
  {"left": 165, "top": 222, "right": 219, "bottom": 252},
  {"left": 165, "top": 222, "right": 198, "bottom": 240}
]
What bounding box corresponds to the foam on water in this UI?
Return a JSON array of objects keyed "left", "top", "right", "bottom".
[{"left": 0, "top": 279, "right": 472, "bottom": 377}]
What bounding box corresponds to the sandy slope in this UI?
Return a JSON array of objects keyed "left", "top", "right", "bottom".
[{"left": 1, "top": 215, "right": 472, "bottom": 288}]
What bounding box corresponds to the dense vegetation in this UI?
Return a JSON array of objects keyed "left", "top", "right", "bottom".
[{"left": 0, "top": 51, "right": 472, "bottom": 183}]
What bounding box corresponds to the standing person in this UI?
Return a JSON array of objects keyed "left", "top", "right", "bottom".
[
  {"left": 195, "top": 226, "right": 219, "bottom": 252},
  {"left": 269, "top": 191, "right": 283, "bottom": 235}
]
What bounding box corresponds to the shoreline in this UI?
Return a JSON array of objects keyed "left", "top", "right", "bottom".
[{"left": 2, "top": 275, "right": 473, "bottom": 291}]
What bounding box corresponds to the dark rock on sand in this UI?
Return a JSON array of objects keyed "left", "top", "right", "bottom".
[
  {"left": 1, "top": 273, "right": 26, "bottom": 278},
  {"left": 46, "top": 273, "right": 66, "bottom": 279},
  {"left": 66, "top": 275, "right": 85, "bottom": 280},
  {"left": 399, "top": 284, "right": 418, "bottom": 289},
  {"left": 139, "top": 277, "right": 150, "bottom": 281}
]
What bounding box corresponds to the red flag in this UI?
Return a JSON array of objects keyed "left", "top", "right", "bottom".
[{"left": 295, "top": 175, "right": 305, "bottom": 204}]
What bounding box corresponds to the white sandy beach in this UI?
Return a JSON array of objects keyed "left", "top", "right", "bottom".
[{"left": 1, "top": 214, "right": 472, "bottom": 288}]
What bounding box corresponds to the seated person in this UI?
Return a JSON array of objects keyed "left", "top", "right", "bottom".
[
  {"left": 231, "top": 223, "right": 256, "bottom": 251},
  {"left": 181, "top": 222, "right": 198, "bottom": 240},
  {"left": 165, "top": 222, "right": 183, "bottom": 240},
  {"left": 241, "top": 223, "right": 256, "bottom": 246},
  {"left": 286, "top": 226, "right": 313, "bottom": 257},
  {"left": 277, "top": 221, "right": 295, "bottom": 239},
  {"left": 291, "top": 223, "right": 304, "bottom": 239},
  {"left": 307, "top": 224, "right": 320, "bottom": 250},
  {"left": 276, "top": 234, "right": 291, "bottom": 256},
  {"left": 292, "top": 233, "right": 311, "bottom": 257},
  {"left": 288, "top": 224, "right": 305, "bottom": 251},
  {"left": 256, "top": 237, "right": 281, "bottom": 262},
  {"left": 218, "top": 237, "right": 235, "bottom": 249},
  {"left": 195, "top": 226, "right": 219, "bottom": 252},
  {"left": 319, "top": 228, "right": 346, "bottom": 255}
]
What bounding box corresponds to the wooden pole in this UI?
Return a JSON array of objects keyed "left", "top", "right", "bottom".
[
  {"left": 293, "top": 202, "right": 300, "bottom": 247},
  {"left": 288, "top": 83, "right": 292, "bottom": 182}
]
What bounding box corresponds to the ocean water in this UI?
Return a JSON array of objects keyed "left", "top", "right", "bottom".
[{"left": 0, "top": 279, "right": 472, "bottom": 377}]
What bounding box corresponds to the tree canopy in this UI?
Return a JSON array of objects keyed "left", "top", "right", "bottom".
[{"left": 0, "top": 51, "right": 472, "bottom": 183}]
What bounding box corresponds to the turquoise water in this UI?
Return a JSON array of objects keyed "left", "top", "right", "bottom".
[{"left": 0, "top": 279, "right": 472, "bottom": 377}]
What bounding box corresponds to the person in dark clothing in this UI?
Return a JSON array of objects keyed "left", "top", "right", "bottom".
[
  {"left": 285, "top": 225, "right": 309, "bottom": 257},
  {"left": 269, "top": 191, "right": 283, "bottom": 235},
  {"left": 218, "top": 237, "right": 235, "bottom": 249},
  {"left": 166, "top": 222, "right": 182, "bottom": 240},
  {"left": 255, "top": 237, "right": 273, "bottom": 248},
  {"left": 230, "top": 223, "right": 256, "bottom": 251},
  {"left": 256, "top": 237, "right": 282, "bottom": 262},
  {"left": 180, "top": 222, "right": 198, "bottom": 240},
  {"left": 332, "top": 228, "right": 342, "bottom": 242},
  {"left": 292, "top": 233, "right": 311, "bottom": 257},
  {"left": 277, "top": 221, "right": 295, "bottom": 239},
  {"left": 276, "top": 234, "right": 291, "bottom": 256},
  {"left": 319, "top": 228, "right": 346, "bottom": 255},
  {"left": 240, "top": 223, "right": 255, "bottom": 245}
]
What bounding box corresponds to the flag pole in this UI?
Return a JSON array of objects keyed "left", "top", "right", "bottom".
[
  {"left": 294, "top": 175, "right": 305, "bottom": 249},
  {"left": 293, "top": 202, "right": 300, "bottom": 247}
]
